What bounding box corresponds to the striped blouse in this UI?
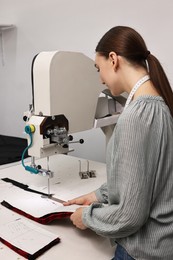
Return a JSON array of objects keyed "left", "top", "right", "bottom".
[{"left": 82, "top": 95, "right": 173, "bottom": 260}]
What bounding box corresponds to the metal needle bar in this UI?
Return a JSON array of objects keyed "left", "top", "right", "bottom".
[{"left": 47, "top": 157, "right": 50, "bottom": 197}]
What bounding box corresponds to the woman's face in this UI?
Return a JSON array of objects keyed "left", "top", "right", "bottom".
[{"left": 95, "top": 53, "right": 120, "bottom": 96}]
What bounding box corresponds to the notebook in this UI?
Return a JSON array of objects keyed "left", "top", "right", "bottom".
[
  {"left": 0, "top": 178, "right": 83, "bottom": 224},
  {"left": 0, "top": 206, "right": 60, "bottom": 259}
]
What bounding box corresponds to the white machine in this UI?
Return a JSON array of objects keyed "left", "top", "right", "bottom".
[{"left": 22, "top": 51, "right": 126, "bottom": 189}]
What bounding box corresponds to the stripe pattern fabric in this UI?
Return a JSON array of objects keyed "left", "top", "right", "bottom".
[{"left": 83, "top": 96, "right": 173, "bottom": 260}]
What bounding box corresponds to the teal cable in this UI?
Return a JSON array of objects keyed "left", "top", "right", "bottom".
[
  {"left": 21, "top": 126, "right": 39, "bottom": 174},
  {"left": 21, "top": 132, "right": 33, "bottom": 168}
]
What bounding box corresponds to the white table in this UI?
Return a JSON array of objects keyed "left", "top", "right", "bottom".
[{"left": 0, "top": 154, "right": 115, "bottom": 260}]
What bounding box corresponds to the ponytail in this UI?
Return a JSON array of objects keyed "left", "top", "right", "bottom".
[{"left": 147, "top": 54, "right": 173, "bottom": 117}]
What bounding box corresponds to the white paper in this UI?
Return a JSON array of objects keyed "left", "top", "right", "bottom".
[
  {"left": 1, "top": 185, "right": 84, "bottom": 218},
  {"left": 0, "top": 217, "right": 58, "bottom": 254}
]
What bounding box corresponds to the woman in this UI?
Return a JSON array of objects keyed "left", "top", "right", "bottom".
[{"left": 64, "top": 26, "right": 173, "bottom": 260}]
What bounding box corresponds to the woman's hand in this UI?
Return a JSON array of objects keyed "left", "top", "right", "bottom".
[
  {"left": 70, "top": 207, "right": 87, "bottom": 230},
  {"left": 63, "top": 191, "right": 98, "bottom": 206},
  {"left": 63, "top": 192, "right": 98, "bottom": 229}
]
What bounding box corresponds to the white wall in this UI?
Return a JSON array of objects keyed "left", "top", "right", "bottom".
[{"left": 0, "top": 0, "right": 173, "bottom": 162}]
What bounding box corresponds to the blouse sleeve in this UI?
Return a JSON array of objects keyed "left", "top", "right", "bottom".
[{"left": 94, "top": 183, "right": 109, "bottom": 203}]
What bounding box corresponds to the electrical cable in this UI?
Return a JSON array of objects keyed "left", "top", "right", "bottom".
[{"left": 21, "top": 125, "right": 39, "bottom": 174}]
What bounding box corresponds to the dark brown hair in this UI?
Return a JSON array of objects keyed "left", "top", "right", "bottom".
[{"left": 95, "top": 26, "right": 173, "bottom": 117}]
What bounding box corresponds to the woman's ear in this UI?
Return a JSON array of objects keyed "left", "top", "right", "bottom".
[{"left": 109, "top": 52, "right": 118, "bottom": 70}]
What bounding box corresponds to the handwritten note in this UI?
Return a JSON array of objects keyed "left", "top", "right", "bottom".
[{"left": 0, "top": 217, "right": 58, "bottom": 254}]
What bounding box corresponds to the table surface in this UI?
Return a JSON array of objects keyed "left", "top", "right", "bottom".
[{"left": 0, "top": 154, "right": 115, "bottom": 260}]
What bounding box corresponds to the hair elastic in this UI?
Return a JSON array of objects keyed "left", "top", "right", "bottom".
[{"left": 145, "top": 50, "right": 150, "bottom": 59}]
